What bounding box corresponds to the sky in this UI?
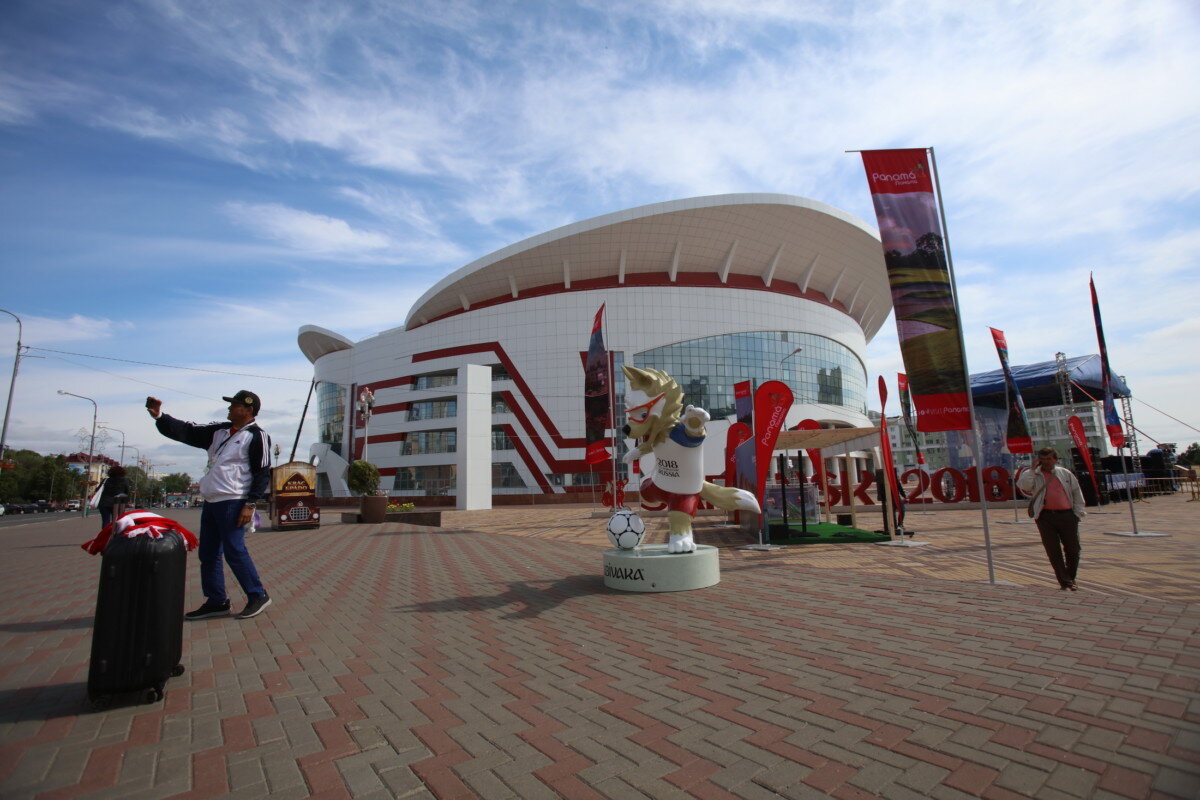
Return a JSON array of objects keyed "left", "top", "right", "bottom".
[{"left": 1, "top": 0, "right": 1198, "bottom": 481}]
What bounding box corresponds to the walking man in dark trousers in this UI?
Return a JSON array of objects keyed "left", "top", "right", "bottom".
[
  {"left": 147, "top": 391, "right": 273, "bottom": 619},
  {"left": 1017, "top": 447, "right": 1087, "bottom": 590}
]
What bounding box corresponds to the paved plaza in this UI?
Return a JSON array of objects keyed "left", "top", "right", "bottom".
[{"left": 1, "top": 494, "right": 1197, "bottom": 798}]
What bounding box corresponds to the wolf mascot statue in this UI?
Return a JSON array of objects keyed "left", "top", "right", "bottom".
[{"left": 622, "top": 366, "right": 760, "bottom": 553}]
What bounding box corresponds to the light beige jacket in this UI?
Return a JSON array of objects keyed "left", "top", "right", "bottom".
[{"left": 1016, "top": 465, "right": 1087, "bottom": 520}]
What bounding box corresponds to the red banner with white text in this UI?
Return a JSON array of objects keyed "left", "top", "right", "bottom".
[
  {"left": 860, "top": 149, "right": 970, "bottom": 431},
  {"left": 753, "top": 381, "right": 793, "bottom": 502}
]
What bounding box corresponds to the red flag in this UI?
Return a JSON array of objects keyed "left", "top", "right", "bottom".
[
  {"left": 1067, "top": 415, "right": 1101, "bottom": 501},
  {"left": 896, "top": 373, "right": 925, "bottom": 464},
  {"left": 860, "top": 149, "right": 970, "bottom": 431},
  {"left": 725, "top": 422, "right": 752, "bottom": 488},
  {"left": 1089, "top": 275, "right": 1126, "bottom": 448},
  {"left": 988, "top": 328, "right": 1033, "bottom": 454},
  {"left": 795, "top": 418, "right": 827, "bottom": 506},
  {"left": 753, "top": 381, "right": 793, "bottom": 501},
  {"left": 877, "top": 377, "right": 902, "bottom": 517},
  {"left": 583, "top": 304, "right": 611, "bottom": 464}
]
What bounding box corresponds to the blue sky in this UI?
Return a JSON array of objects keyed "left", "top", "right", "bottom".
[{"left": 1, "top": 0, "right": 1198, "bottom": 480}]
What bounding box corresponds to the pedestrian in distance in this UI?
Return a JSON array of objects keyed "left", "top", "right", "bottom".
[
  {"left": 96, "top": 465, "right": 131, "bottom": 529},
  {"left": 1017, "top": 446, "right": 1087, "bottom": 591},
  {"left": 146, "top": 391, "right": 273, "bottom": 620}
]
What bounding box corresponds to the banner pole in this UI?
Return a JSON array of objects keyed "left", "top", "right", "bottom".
[{"left": 928, "top": 147, "right": 997, "bottom": 583}]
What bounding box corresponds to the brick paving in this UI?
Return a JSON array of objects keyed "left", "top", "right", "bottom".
[{"left": 0, "top": 494, "right": 1197, "bottom": 799}]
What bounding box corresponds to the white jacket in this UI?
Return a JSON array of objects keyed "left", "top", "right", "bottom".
[{"left": 1016, "top": 465, "right": 1086, "bottom": 520}]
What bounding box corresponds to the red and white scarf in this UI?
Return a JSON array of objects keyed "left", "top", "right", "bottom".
[{"left": 81, "top": 510, "right": 199, "bottom": 556}]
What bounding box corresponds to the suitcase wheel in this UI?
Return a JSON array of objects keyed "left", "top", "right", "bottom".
[
  {"left": 145, "top": 687, "right": 164, "bottom": 704},
  {"left": 171, "top": 664, "right": 185, "bottom": 678},
  {"left": 89, "top": 693, "right": 113, "bottom": 711}
]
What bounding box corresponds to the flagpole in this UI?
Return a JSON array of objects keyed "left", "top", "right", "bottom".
[
  {"left": 1090, "top": 276, "right": 1167, "bottom": 538},
  {"left": 607, "top": 306, "right": 619, "bottom": 511},
  {"left": 928, "top": 147, "right": 997, "bottom": 583}
]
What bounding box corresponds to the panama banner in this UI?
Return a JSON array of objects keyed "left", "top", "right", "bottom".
[
  {"left": 860, "top": 148, "right": 970, "bottom": 431},
  {"left": 988, "top": 328, "right": 1033, "bottom": 454},
  {"left": 752, "top": 380, "right": 793, "bottom": 501},
  {"left": 1089, "top": 275, "right": 1126, "bottom": 448},
  {"left": 583, "top": 304, "right": 611, "bottom": 464}
]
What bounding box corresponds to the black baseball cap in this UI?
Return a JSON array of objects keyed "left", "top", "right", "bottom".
[{"left": 223, "top": 390, "right": 261, "bottom": 416}]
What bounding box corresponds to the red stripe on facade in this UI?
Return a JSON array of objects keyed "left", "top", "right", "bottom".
[
  {"left": 360, "top": 375, "right": 413, "bottom": 392},
  {"left": 501, "top": 423, "right": 554, "bottom": 493},
  {"left": 410, "top": 271, "right": 847, "bottom": 329},
  {"left": 412, "top": 342, "right": 586, "bottom": 449}
]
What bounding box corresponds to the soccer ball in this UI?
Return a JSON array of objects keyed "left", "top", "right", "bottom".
[{"left": 606, "top": 509, "right": 646, "bottom": 550}]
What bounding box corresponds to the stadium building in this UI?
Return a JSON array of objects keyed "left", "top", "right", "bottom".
[{"left": 298, "top": 194, "right": 891, "bottom": 507}]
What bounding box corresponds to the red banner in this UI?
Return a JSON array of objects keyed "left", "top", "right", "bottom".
[
  {"left": 877, "top": 377, "right": 902, "bottom": 520},
  {"left": 860, "top": 148, "right": 970, "bottom": 432},
  {"left": 753, "top": 380, "right": 793, "bottom": 501},
  {"left": 795, "top": 418, "right": 826, "bottom": 505},
  {"left": 897, "top": 373, "right": 925, "bottom": 464},
  {"left": 1067, "top": 415, "right": 1101, "bottom": 500},
  {"left": 583, "top": 304, "right": 611, "bottom": 465},
  {"left": 725, "top": 422, "right": 752, "bottom": 488},
  {"left": 1090, "top": 275, "right": 1126, "bottom": 448},
  {"left": 988, "top": 327, "right": 1033, "bottom": 454}
]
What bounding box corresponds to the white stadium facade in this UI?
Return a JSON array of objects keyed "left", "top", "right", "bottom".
[{"left": 299, "top": 193, "right": 891, "bottom": 507}]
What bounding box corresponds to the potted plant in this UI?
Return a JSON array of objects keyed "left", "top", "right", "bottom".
[{"left": 347, "top": 460, "right": 388, "bottom": 523}]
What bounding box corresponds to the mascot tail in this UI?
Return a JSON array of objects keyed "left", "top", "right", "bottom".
[{"left": 700, "top": 481, "right": 761, "bottom": 514}]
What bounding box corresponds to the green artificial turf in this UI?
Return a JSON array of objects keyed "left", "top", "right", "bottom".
[{"left": 765, "top": 521, "right": 891, "bottom": 544}]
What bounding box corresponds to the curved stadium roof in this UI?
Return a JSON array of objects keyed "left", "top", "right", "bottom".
[{"left": 404, "top": 193, "right": 891, "bottom": 338}]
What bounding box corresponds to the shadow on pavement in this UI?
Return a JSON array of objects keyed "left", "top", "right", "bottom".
[
  {"left": 0, "top": 682, "right": 91, "bottom": 723},
  {"left": 397, "top": 573, "right": 609, "bottom": 619},
  {"left": 0, "top": 616, "right": 93, "bottom": 633}
]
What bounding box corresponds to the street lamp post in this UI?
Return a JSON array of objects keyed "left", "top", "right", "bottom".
[
  {"left": 58, "top": 389, "right": 98, "bottom": 517},
  {"left": 0, "top": 309, "right": 24, "bottom": 466},
  {"left": 357, "top": 388, "right": 376, "bottom": 463},
  {"left": 99, "top": 425, "right": 127, "bottom": 466}
]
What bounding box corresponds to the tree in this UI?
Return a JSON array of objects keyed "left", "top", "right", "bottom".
[
  {"left": 161, "top": 473, "right": 192, "bottom": 493},
  {"left": 346, "top": 460, "right": 380, "bottom": 496},
  {"left": 1179, "top": 442, "right": 1200, "bottom": 466}
]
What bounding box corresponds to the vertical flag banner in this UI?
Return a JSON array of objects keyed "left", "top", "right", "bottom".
[
  {"left": 725, "top": 423, "right": 752, "bottom": 488},
  {"left": 752, "top": 380, "right": 794, "bottom": 501},
  {"left": 988, "top": 328, "right": 1033, "bottom": 454},
  {"left": 1089, "top": 275, "right": 1126, "bottom": 448},
  {"left": 897, "top": 373, "right": 925, "bottom": 465},
  {"left": 732, "top": 380, "right": 756, "bottom": 495},
  {"left": 877, "top": 377, "right": 903, "bottom": 527},
  {"left": 1067, "top": 415, "right": 1101, "bottom": 501},
  {"left": 796, "top": 418, "right": 827, "bottom": 503},
  {"left": 860, "top": 149, "right": 970, "bottom": 431},
  {"left": 583, "top": 304, "right": 611, "bottom": 464}
]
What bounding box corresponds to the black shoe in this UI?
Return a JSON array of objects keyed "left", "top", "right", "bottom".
[
  {"left": 236, "top": 593, "right": 272, "bottom": 619},
  {"left": 185, "top": 600, "right": 231, "bottom": 620}
]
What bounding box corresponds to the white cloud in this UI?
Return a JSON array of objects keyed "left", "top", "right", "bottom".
[
  {"left": 224, "top": 202, "right": 391, "bottom": 254},
  {"left": 19, "top": 314, "right": 132, "bottom": 345}
]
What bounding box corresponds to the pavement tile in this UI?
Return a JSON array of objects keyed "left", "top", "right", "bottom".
[{"left": 1, "top": 495, "right": 1198, "bottom": 798}]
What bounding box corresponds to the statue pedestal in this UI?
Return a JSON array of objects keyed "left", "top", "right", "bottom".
[{"left": 602, "top": 544, "right": 719, "bottom": 592}]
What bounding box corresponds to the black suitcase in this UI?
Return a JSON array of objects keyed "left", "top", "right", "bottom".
[{"left": 88, "top": 516, "right": 187, "bottom": 707}]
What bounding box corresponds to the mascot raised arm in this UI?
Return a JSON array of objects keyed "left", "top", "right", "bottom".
[{"left": 622, "top": 366, "right": 761, "bottom": 553}]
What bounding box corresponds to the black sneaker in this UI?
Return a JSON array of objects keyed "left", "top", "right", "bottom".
[
  {"left": 185, "top": 600, "right": 231, "bottom": 620},
  {"left": 236, "top": 593, "right": 271, "bottom": 619}
]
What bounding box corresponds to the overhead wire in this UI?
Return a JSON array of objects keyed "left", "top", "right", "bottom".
[{"left": 27, "top": 346, "right": 309, "bottom": 382}]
